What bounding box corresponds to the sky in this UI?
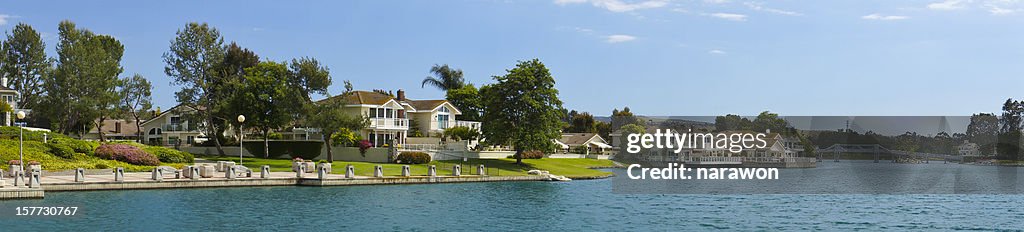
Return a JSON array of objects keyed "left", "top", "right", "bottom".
[{"left": 2, "top": 0, "right": 1024, "bottom": 117}]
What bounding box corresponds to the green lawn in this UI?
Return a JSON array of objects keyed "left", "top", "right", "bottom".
[{"left": 202, "top": 156, "right": 617, "bottom": 178}]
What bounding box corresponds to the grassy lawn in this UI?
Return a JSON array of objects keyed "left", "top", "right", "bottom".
[{"left": 202, "top": 156, "right": 617, "bottom": 178}]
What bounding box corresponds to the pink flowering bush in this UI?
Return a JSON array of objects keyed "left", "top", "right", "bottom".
[
  {"left": 94, "top": 144, "right": 160, "bottom": 166},
  {"left": 357, "top": 140, "right": 372, "bottom": 155}
]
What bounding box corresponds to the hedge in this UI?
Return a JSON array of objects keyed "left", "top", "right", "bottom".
[
  {"left": 242, "top": 140, "right": 324, "bottom": 160},
  {"left": 52, "top": 137, "right": 99, "bottom": 156},
  {"left": 521, "top": 150, "right": 544, "bottom": 159},
  {"left": 47, "top": 143, "right": 76, "bottom": 159},
  {"left": 141, "top": 146, "right": 195, "bottom": 163},
  {"left": 396, "top": 151, "right": 431, "bottom": 164}
]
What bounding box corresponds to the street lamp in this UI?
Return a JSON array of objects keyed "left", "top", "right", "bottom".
[
  {"left": 16, "top": 111, "right": 26, "bottom": 173},
  {"left": 237, "top": 115, "right": 245, "bottom": 165}
]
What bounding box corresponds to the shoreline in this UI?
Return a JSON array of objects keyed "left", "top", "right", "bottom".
[{"left": 0, "top": 171, "right": 608, "bottom": 200}]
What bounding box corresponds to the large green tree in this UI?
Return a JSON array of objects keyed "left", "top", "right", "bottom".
[
  {"left": 43, "top": 20, "right": 123, "bottom": 137},
  {"left": 480, "top": 59, "right": 565, "bottom": 164},
  {"left": 445, "top": 84, "right": 482, "bottom": 121},
  {"left": 163, "top": 22, "right": 227, "bottom": 154},
  {"left": 566, "top": 111, "right": 597, "bottom": 133},
  {"left": 421, "top": 64, "right": 466, "bottom": 91},
  {"left": 967, "top": 113, "right": 998, "bottom": 156},
  {"left": 2, "top": 23, "right": 51, "bottom": 110},
  {"left": 233, "top": 61, "right": 297, "bottom": 158},
  {"left": 211, "top": 42, "right": 260, "bottom": 144},
  {"left": 119, "top": 74, "right": 152, "bottom": 143}
]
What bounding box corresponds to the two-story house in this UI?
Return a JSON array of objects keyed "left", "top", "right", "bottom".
[
  {"left": 321, "top": 89, "right": 478, "bottom": 147},
  {"left": 139, "top": 104, "right": 206, "bottom": 146}
]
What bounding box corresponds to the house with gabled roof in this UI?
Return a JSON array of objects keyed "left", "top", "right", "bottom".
[
  {"left": 318, "top": 89, "right": 480, "bottom": 147},
  {"left": 139, "top": 104, "right": 207, "bottom": 146}
]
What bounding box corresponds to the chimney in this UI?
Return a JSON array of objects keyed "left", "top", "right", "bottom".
[
  {"left": 397, "top": 89, "right": 405, "bottom": 101},
  {"left": 1, "top": 76, "right": 7, "bottom": 88}
]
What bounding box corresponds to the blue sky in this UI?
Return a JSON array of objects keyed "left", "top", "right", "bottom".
[{"left": 2, "top": 0, "right": 1024, "bottom": 116}]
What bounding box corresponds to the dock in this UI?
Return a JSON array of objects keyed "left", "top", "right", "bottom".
[{"left": 1, "top": 171, "right": 549, "bottom": 200}]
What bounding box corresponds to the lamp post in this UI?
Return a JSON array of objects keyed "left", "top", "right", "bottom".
[
  {"left": 237, "top": 115, "right": 245, "bottom": 165},
  {"left": 16, "top": 111, "right": 26, "bottom": 172}
]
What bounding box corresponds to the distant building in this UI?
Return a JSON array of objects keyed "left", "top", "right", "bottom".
[
  {"left": 84, "top": 119, "right": 141, "bottom": 141},
  {"left": 958, "top": 141, "right": 980, "bottom": 157},
  {"left": 554, "top": 133, "right": 612, "bottom": 155}
]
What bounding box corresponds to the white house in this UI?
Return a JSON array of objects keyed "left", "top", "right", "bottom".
[
  {"left": 958, "top": 141, "right": 980, "bottom": 157},
  {"left": 555, "top": 133, "right": 612, "bottom": 155},
  {"left": 1, "top": 77, "right": 25, "bottom": 126},
  {"left": 139, "top": 104, "right": 207, "bottom": 146},
  {"left": 318, "top": 89, "right": 480, "bottom": 147}
]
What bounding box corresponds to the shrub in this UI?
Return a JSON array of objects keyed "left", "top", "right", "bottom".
[
  {"left": 52, "top": 137, "right": 98, "bottom": 156},
  {"left": 396, "top": 152, "right": 431, "bottom": 164},
  {"left": 521, "top": 150, "right": 544, "bottom": 159},
  {"left": 142, "top": 146, "right": 195, "bottom": 163},
  {"left": 94, "top": 144, "right": 160, "bottom": 166},
  {"left": 95, "top": 163, "right": 109, "bottom": 169},
  {"left": 442, "top": 126, "right": 479, "bottom": 141},
  {"left": 48, "top": 143, "right": 76, "bottom": 159},
  {"left": 242, "top": 140, "right": 324, "bottom": 160},
  {"left": 357, "top": 140, "right": 372, "bottom": 155}
]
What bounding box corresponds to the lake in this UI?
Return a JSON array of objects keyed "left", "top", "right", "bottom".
[{"left": 2, "top": 161, "right": 1023, "bottom": 231}]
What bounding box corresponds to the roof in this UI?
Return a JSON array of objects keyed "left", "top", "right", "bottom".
[
  {"left": 0, "top": 84, "right": 16, "bottom": 92},
  {"left": 404, "top": 99, "right": 447, "bottom": 111},
  {"left": 141, "top": 104, "right": 200, "bottom": 126},
  {"left": 558, "top": 133, "right": 607, "bottom": 146},
  {"left": 88, "top": 119, "right": 141, "bottom": 137},
  {"left": 318, "top": 90, "right": 459, "bottom": 113},
  {"left": 333, "top": 91, "right": 395, "bottom": 105}
]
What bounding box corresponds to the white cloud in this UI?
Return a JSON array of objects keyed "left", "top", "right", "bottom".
[
  {"left": 708, "top": 49, "right": 727, "bottom": 55},
  {"left": 862, "top": 13, "right": 910, "bottom": 20},
  {"left": 927, "top": 0, "right": 968, "bottom": 10},
  {"left": 554, "top": 0, "right": 668, "bottom": 12},
  {"left": 707, "top": 13, "right": 748, "bottom": 21},
  {"left": 743, "top": 2, "right": 802, "bottom": 16},
  {"left": 252, "top": 27, "right": 266, "bottom": 31},
  {"left": 704, "top": 0, "right": 730, "bottom": 4},
  {"left": 986, "top": 5, "right": 1017, "bottom": 15},
  {"left": 0, "top": 14, "right": 10, "bottom": 26},
  {"left": 605, "top": 34, "right": 637, "bottom": 43},
  {"left": 574, "top": 27, "right": 594, "bottom": 33}
]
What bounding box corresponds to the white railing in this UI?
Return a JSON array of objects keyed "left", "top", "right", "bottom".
[
  {"left": 369, "top": 118, "right": 409, "bottom": 130},
  {"left": 741, "top": 157, "right": 817, "bottom": 163},
  {"left": 684, "top": 156, "right": 743, "bottom": 163},
  {"left": 455, "top": 120, "right": 482, "bottom": 130},
  {"left": 400, "top": 144, "right": 445, "bottom": 151}
]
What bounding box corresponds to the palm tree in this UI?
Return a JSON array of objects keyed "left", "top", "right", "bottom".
[{"left": 421, "top": 64, "right": 466, "bottom": 91}]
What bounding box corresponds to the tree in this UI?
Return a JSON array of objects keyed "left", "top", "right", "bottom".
[
  {"left": 566, "top": 111, "right": 597, "bottom": 133},
  {"left": 421, "top": 64, "right": 466, "bottom": 91},
  {"left": 2, "top": 23, "right": 51, "bottom": 110},
  {"left": 611, "top": 107, "right": 643, "bottom": 131},
  {"left": 211, "top": 42, "right": 260, "bottom": 144},
  {"left": 998, "top": 99, "right": 1024, "bottom": 160},
  {"left": 445, "top": 84, "right": 482, "bottom": 121},
  {"left": 306, "top": 81, "right": 369, "bottom": 162},
  {"left": 119, "top": 74, "right": 152, "bottom": 143},
  {"left": 714, "top": 114, "right": 751, "bottom": 132},
  {"left": 894, "top": 132, "right": 920, "bottom": 153},
  {"left": 234, "top": 61, "right": 297, "bottom": 158},
  {"left": 617, "top": 123, "right": 646, "bottom": 160},
  {"left": 480, "top": 59, "right": 565, "bottom": 164},
  {"left": 752, "top": 111, "right": 790, "bottom": 134},
  {"left": 967, "top": 113, "right": 998, "bottom": 156},
  {"left": 163, "top": 22, "right": 227, "bottom": 155},
  {"left": 43, "top": 21, "right": 123, "bottom": 137}
]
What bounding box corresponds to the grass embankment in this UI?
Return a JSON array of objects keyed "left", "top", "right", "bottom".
[
  {"left": 203, "top": 157, "right": 616, "bottom": 178},
  {"left": 0, "top": 127, "right": 190, "bottom": 172}
]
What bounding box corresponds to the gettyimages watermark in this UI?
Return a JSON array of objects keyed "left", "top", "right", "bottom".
[{"left": 610, "top": 116, "right": 1024, "bottom": 194}]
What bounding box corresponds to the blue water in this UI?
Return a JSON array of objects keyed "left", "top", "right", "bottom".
[{"left": 2, "top": 164, "right": 1024, "bottom": 231}]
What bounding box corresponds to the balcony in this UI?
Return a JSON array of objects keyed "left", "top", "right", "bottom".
[
  {"left": 455, "top": 120, "right": 482, "bottom": 131},
  {"left": 368, "top": 118, "right": 409, "bottom": 130},
  {"left": 163, "top": 123, "right": 197, "bottom": 132}
]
